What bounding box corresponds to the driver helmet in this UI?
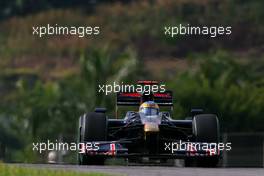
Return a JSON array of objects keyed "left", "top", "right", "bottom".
[{"left": 139, "top": 101, "right": 159, "bottom": 116}]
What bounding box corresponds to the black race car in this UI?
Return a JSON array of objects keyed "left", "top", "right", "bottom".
[{"left": 78, "top": 81, "right": 220, "bottom": 167}]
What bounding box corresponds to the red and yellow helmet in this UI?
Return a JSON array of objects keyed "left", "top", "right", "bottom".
[{"left": 139, "top": 101, "right": 159, "bottom": 116}]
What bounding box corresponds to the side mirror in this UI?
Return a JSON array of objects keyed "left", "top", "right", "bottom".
[
  {"left": 95, "top": 107, "right": 107, "bottom": 113},
  {"left": 191, "top": 108, "right": 204, "bottom": 116}
]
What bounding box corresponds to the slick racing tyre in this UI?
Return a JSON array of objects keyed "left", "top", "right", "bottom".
[
  {"left": 78, "top": 112, "right": 107, "bottom": 165},
  {"left": 185, "top": 114, "right": 220, "bottom": 167}
]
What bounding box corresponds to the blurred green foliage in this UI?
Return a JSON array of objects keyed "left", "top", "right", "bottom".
[
  {"left": 170, "top": 51, "right": 264, "bottom": 132},
  {"left": 0, "top": 48, "right": 139, "bottom": 162},
  {"left": 0, "top": 0, "right": 264, "bottom": 65}
]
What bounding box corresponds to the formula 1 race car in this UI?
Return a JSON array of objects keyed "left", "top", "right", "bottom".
[{"left": 77, "top": 81, "right": 220, "bottom": 167}]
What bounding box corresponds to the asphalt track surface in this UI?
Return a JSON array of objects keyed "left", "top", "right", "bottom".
[{"left": 12, "top": 164, "right": 264, "bottom": 176}]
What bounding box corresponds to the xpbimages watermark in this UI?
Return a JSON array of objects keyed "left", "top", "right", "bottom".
[
  {"left": 32, "top": 140, "right": 99, "bottom": 154},
  {"left": 32, "top": 24, "right": 100, "bottom": 37},
  {"left": 98, "top": 82, "right": 166, "bottom": 95},
  {"left": 164, "top": 24, "right": 232, "bottom": 38},
  {"left": 164, "top": 140, "right": 232, "bottom": 155}
]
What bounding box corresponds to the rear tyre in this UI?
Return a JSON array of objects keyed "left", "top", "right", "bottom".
[
  {"left": 78, "top": 112, "right": 107, "bottom": 165},
  {"left": 185, "top": 114, "right": 220, "bottom": 167}
]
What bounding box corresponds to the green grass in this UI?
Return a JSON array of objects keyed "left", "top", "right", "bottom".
[{"left": 0, "top": 164, "right": 113, "bottom": 176}]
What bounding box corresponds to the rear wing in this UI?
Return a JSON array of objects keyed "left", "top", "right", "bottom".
[
  {"left": 115, "top": 81, "right": 173, "bottom": 118},
  {"left": 115, "top": 91, "right": 173, "bottom": 118},
  {"left": 116, "top": 91, "right": 173, "bottom": 107}
]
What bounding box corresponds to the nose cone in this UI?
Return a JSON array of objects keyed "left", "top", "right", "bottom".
[{"left": 144, "top": 123, "right": 159, "bottom": 132}]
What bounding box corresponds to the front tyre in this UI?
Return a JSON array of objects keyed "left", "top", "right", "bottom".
[
  {"left": 185, "top": 114, "right": 220, "bottom": 167},
  {"left": 78, "top": 112, "right": 107, "bottom": 165}
]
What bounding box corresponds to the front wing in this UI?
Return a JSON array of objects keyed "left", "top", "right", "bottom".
[{"left": 80, "top": 141, "right": 220, "bottom": 159}]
